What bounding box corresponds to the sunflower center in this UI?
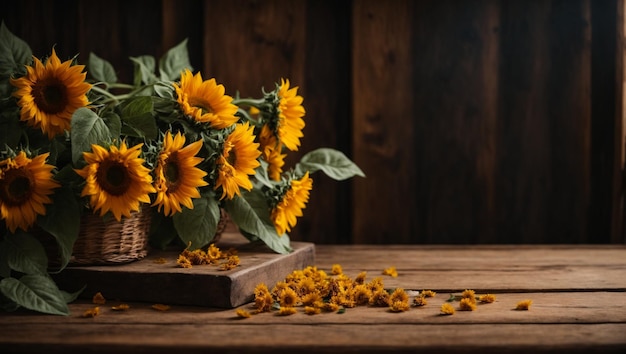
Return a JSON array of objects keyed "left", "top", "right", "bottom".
[
  {"left": 164, "top": 158, "right": 181, "bottom": 191},
  {"left": 0, "top": 170, "right": 33, "bottom": 206},
  {"left": 189, "top": 97, "right": 214, "bottom": 114},
  {"left": 97, "top": 161, "right": 130, "bottom": 196},
  {"left": 32, "top": 78, "right": 68, "bottom": 114}
]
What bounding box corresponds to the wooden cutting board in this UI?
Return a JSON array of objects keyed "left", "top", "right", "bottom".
[{"left": 53, "top": 232, "right": 315, "bottom": 308}]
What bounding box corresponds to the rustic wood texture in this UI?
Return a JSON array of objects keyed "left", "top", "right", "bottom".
[
  {"left": 1, "top": 244, "right": 625, "bottom": 353},
  {"left": 52, "top": 232, "right": 315, "bottom": 308},
  {"left": 0, "top": 0, "right": 624, "bottom": 245}
]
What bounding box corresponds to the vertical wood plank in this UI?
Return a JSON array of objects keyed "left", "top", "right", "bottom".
[
  {"left": 618, "top": 0, "right": 626, "bottom": 244},
  {"left": 411, "top": 0, "right": 501, "bottom": 244},
  {"left": 202, "top": 0, "right": 306, "bottom": 98},
  {"left": 352, "top": 0, "right": 416, "bottom": 243},
  {"left": 496, "top": 0, "right": 591, "bottom": 243},
  {"left": 161, "top": 0, "right": 205, "bottom": 71},
  {"left": 295, "top": 1, "right": 353, "bottom": 244}
]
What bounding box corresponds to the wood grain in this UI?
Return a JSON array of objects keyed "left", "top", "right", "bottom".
[
  {"left": 0, "top": 0, "right": 624, "bottom": 245},
  {"left": 51, "top": 233, "right": 315, "bottom": 308},
  {"left": 2, "top": 245, "right": 625, "bottom": 353}
]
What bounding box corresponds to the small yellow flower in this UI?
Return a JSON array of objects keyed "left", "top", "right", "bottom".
[
  {"left": 331, "top": 264, "right": 343, "bottom": 275},
  {"left": 440, "top": 303, "right": 455, "bottom": 315},
  {"left": 390, "top": 300, "right": 410, "bottom": 312},
  {"left": 370, "top": 289, "right": 390, "bottom": 307},
  {"left": 277, "top": 306, "right": 297, "bottom": 316},
  {"left": 176, "top": 254, "right": 192, "bottom": 268},
  {"left": 479, "top": 294, "right": 496, "bottom": 303},
  {"left": 413, "top": 296, "right": 428, "bottom": 306},
  {"left": 459, "top": 297, "right": 477, "bottom": 311},
  {"left": 279, "top": 287, "right": 299, "bottom": 307},
  {"left": 421, "top": 290, "right": 436, "bottom": 298},
  {"left": 304, "top": 306, "right": 320, "bottom": 315},
  {"left": 353, "top": 284, "right": 372, "bottom": 306},
  {"left": 383, "top": 266, "right": 398, "bottom": 277},
  {"left": 355, "top": 271, "right": 367, "bottom": 284},
  {"left": 461, "top": 289, "right": 476, "bottom": 301},
  {"left": 236, "top": 309, "right": 251, "bottom": 318},
  {"left": 515, "top": 299, "right": 532, "bottom": 310}
]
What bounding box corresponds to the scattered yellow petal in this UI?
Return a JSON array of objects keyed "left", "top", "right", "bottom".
[
  {"left": 111, "top": 303, "right": 130, "bottom": 311},
  {"left": 236, "top": 309, "right": 251, "bottom": 318},
  {"left": 277, "top": 306, "right": 297, "bottom": 316},
  {"left": 421, "top": 290, "right": 436, "bottom": 298},
  {"left": 440, "top": 303, "right": 455, "bottom": 315},
  {"left": 516, "top": 299, "right": 532, "bottom": 310},
  {"left": 92, "top": 292, "right": 106, "bottom": 305},
  {"left": 413, "top": 296, "right": 428, "bottom": 306},
  {"left": 153, "top": 257, "right": 168, "bottom": 264},
  {"left": 304, "top": 306, "right": 321, "bottom": 315},
  {"left": 461, "top": 289, "right": 476, "bottom": 300},
  {"left": 382, "top": 266, "right": 398, "bottom": 277},
  {"left": 331, "top": 264, "right": 343, "bottom": 275},
  {"left": 459, "top": 297, "right": 477, "bottom": 311},
  {"left": 479, "top": 294, "right": 496, "bottom": 303},
  {"left": 177, "top": 254, "right": 192, "bottom": 268},
  {"left": 82, "top": 306, "right": 100, "bottom": 318},
  {"left": 152, "top": 304, "right": 171, "bottom": 311}
]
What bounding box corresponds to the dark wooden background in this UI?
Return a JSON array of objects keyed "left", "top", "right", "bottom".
[{"left": 2, "top": 0, "right": 625, "bottom": 245}]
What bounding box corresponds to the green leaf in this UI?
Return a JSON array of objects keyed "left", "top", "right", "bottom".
[
  {"left": 0, "top": 108, "right": 22, "bottom": 148},
  {"left": 61, "top": 285, "right": 85, "bottom": 304},
  {"left": 148, "top": 213, "right": 178, "bottom": 250},
  {"left": 4, "top": 232, "right": 48, "bottom": 276},
  {"left": 0, "top": 21, "right": 32, "bottom": 98},
  {"left": 0, "top": 238, "right": 11, "bottom": 278},
  {"left": 102, "top": 111, "right": 122, "bottom": 138},
  {"left": 295, "top": 148, "right": 365, "bottom": 181},
  {"left": 36, "top": 185, "right": 80, "bottom": 271},
  {"left": 224, "top": 194, "right": 292, "bottom": 254},
  {"left": 70, "top": 107, "right": 112, "bottom": 164},
  {"left": 0, "top": 275, "right": 70, "bottom": 316},
  {"left": 130, "top": 55, "right": 157, "bottom": 86},
  {"left": 87, "top": 52, "right": 118, "bottom": 83},
  {"left": 172, "top": 197, "right": 221, "bottom": 249},
  {"left": 120, "top": 96, "right": 158, "bottom": 139},
  {"left": 159, "top": 39, "right": 192, "bottom": 81}
]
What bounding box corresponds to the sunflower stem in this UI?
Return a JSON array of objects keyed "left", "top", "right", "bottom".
[{"left": 232, "top": 98, "right": 265, "bottom": 107}]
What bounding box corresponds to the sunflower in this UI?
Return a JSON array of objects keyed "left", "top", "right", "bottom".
[
  {"left": 75, "top": 141, "right": 155, "bottom": 221},
  {"left": 152, "top": 131, "right": 208, "bottom": 216},
  {"left": 271, "top": 172, "right": 313, "bottom": 235},
  {"left": 173, "top": 69, "right": 238, "bottom": 129},
  {"left": 259, "top": 126, "right": 286, "bottom": 181},
  {"left": 276, "top": 78, "right": 305, "bottom": 151},
  {"left": 10, "top": 48, "right": 91, "bottom": 139},
  {"left": 214, "top": 122, "right": 261, "bottom": 200},
  {"left": 0, "top": 151, "right": 60, "bottom": 233}
]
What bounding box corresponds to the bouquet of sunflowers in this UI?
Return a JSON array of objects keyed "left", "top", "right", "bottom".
[{"left": 0, "top": 22, "right": 363, "bottom": 315}]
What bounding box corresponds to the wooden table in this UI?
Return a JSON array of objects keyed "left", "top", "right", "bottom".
[{"left": 2, "top": 243, "right": 625, "bottom": 353}]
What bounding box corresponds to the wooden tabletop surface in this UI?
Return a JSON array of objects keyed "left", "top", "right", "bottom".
[{"left": 2, "top": 242, "right": 625, "bottom": 353}]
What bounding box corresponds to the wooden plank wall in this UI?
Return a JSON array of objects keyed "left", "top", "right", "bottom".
[{"left": 1, "top": 0, "right": 624, "bottom": 245}]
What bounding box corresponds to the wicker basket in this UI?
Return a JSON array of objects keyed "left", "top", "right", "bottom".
[
  {"left": 212, "top": 208, "right": 230, "bottom": 244},
  {"left": 69, "top": 205, "right": 151, "bottom": 265}
]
